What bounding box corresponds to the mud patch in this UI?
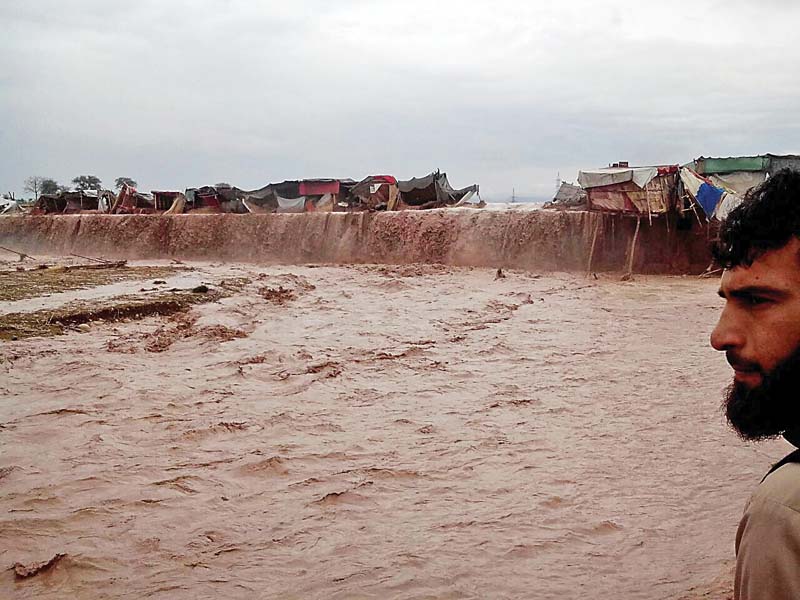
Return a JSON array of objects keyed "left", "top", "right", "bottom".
[{"left": 0, "top": 288, "right": 221, "bottom": 341}]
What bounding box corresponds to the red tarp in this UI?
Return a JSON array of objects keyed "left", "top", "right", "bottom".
[
  {"left": 369, "top": 175, "right": 397, "bottom": 184},
  {"left": 299, "top": 180, "right": 340, "bottom": 196}
]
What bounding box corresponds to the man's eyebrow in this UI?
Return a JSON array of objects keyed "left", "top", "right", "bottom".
[{"left": 718, "top": 285, "right": 790, "bottom": 299}]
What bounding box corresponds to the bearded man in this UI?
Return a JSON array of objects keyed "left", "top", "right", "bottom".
[{"left": 711, "top": 168, "right": 800, "bottom": 600}]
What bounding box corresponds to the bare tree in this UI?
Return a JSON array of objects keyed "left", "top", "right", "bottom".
[{"left": 24, "top": 176, "right": 59, "bottom": 199}]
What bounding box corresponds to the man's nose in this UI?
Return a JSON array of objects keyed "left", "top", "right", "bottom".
[{"left": 710, "top": 306, "right": 745, "bottom": 351}]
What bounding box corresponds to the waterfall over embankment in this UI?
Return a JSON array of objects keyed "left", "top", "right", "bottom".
[{"left": 0, "top": 210, "right": 712, "bottom": 273}]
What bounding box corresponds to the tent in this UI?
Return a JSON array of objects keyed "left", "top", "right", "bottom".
[
  {"left": 184, "top": 185, "right": 248, "bottom": 213},
  {"left": 34, "top": 190, "right": 115, "bottom": 214},
  {"left": 396, "top": 171, "right": 479, "bottom": 209},
  {"left": 236, "top": 179, "right": 355, "bottom": 213}
]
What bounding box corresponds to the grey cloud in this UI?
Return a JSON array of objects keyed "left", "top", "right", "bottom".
[{"left": 1, "top": 1, "right": 798, "bottom": 200}]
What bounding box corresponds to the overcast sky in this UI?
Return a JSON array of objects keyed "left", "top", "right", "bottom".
[{"left": 2, "top": 1, "right": 799, "bottom": 200}]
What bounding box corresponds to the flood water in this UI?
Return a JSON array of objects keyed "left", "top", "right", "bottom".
[{"left": 0, "top": 263, "right": 789, "bottom": 599}]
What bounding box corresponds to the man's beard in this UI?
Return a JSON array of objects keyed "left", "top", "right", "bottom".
[{"left": 725, "top": 344, "right": 800, "bottom": 441}]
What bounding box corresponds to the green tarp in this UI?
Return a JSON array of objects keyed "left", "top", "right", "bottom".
[{"left": 695, "top": 156, "right": 769, "bottom": 175}]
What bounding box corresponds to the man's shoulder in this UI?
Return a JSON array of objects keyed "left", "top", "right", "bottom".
[{"left": 752, "top": 462, "right": 800, "bottom": 514}]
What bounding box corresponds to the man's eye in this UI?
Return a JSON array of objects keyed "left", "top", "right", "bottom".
[{"left": 747, "top": 296, "right": 770, "bottom": 306}]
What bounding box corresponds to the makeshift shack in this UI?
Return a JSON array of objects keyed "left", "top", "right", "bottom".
[
  {"left": 237, "top": 179, "right": 353, "bottom": 214},
  {"left": 576, "top": 163, "right": 690, "bottom": 276},
  {"left": 347, "top": 175, "right": 399, "bottom": 210},
  {"left": 110, "top": 186, "right": 187, "bottom": 214},
  {"left": 33, "top": 190, "right": 115, "bottom": 214},
  {"left": 184, "top": 185, "right": 247, "bottom": 214},
  {"left": 681, "top": 154, "right": 800, "bottom": 220},
  {"left": 396, "top": 171, "right": 479, "bottom": 210},
  {"left": 577, "top": 165, "right": 679, "bottom": 216},
  {"left": 112, "top": 185, "right": 157, "bottom": 214}
]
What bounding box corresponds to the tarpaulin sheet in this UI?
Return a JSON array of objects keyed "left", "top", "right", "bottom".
[
  {"left": 276, "top": 195, "right": 306, "bottom": 213},
  {"left": 695, "top": 156, "right": 768, "bottom": 175},
  {"left": 398, "top": 173, "right": 438, "bottom": 193},
  {"left": 299, "top": 180, "right": 340, "bottom": 196},
  {"left": 553, "top": 182, "right": 587, "bottom": 204},
  {"left": 696, "top": 183, "right": 724, "bottom": 217},
  {"left": 454, "top": 190, "right": 479, "bottom": 206},
  {"left": 679, "top": 168, "right": 704, "bottom": 198},
  {"left": 311, "top": 193, "right": 335, "bottom": 212},
  {"left": 578, "top": 167, "right": 658, "bottom": 190},
  {"left": 713, "top": 193, "right": 743, "bottom": 221},
  {"left": 398, "top": 172, "right": 478, "bottom": 207},
  {"left": 680, "top": 167, "right": 729, "bottom": 219},
  {"left": 586, "top": 180, "right": 665, "bottom": 213},
  {"left": 708, "top": 171, "right": 767, "bottom": 196},
  {"left": 709, "top": 171, "right": 766, "bottom": 195}
]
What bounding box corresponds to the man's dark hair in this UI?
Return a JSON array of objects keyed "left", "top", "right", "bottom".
[{"left": 712, "top": 168, "right": 800, "bottom": 268}]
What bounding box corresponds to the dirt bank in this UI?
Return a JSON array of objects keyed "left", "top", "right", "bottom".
[{"left": 0, "top": 211, "right": 713, "bottom": 273}]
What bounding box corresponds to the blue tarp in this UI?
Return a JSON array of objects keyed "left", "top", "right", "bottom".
[{"left": 696, "top": 182, "right": 725, "bottom": 217}]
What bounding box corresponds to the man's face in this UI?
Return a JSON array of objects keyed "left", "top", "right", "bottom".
[{"left": 711, "top": 238, "right": 800, "bottom": 439}]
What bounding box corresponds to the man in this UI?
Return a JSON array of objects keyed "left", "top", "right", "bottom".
[{"left": 710, "top": 168, "right": 800, "bottom": 600}]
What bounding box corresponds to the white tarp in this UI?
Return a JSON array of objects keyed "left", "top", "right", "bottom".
[
  {"left": 453, "top": 190, "right": 479, "bottom": 206},
  {"left": 713, "top": 193, "right": 743, "bottom": 221},
  {"left": 0, "top": 199, "right": 21, "bottom": 214},
  {"left": 276, "top": 195, "right": 306, "bottom": 213},
  {"left": 577, "top": 167, "right": 658, "bottom": 190},
  {"left": 709, "top": 171, "right": 766, "bottom": 196},
  {"left": 679, "top": 167, "right": 704, "bottom": 198}
]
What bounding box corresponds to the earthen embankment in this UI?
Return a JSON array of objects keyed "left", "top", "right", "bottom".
[{"left": 0, "top": 210, "right": 712, "bottom": 273}]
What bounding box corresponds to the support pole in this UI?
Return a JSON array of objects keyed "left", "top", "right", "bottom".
[
  {"left": 586, "top": 215, "right": 601, "bottom": 277},
  {"left": 626, "top": 216, "right": 641, "bottom": 277}
]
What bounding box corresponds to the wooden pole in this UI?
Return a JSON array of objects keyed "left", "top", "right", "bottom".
[
  {"left": 586, "top": 215, "right": 601, "bottom": 277},
  {"left": 626, "top": 216, "right": 641, "bottom": 277},
  {"left": 0, "top": 245, "right": 33, "bottom": 261}
]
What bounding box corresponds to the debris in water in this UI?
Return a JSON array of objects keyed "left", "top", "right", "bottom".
[
  {"left": 64, "top": 260, "right": 128, "bottom": 271},
  {"left": 259, "top": 285, "right": 296, "bottom": 304},
  {"left": 13, "top": 553, "right": 67, "bottom": 578},
  {"left": 0, "top": 244, "right": 34, "bottom": 262}
]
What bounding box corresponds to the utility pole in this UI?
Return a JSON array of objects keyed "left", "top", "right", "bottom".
[{"left": 512, "top": 187, "right": 516, "bottom": 203}]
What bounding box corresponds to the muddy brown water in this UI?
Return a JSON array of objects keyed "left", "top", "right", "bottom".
[{"left": 0, "top": 263, "right": 788, "bottom": 599}]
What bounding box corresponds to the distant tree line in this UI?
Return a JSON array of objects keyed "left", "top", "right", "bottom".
[{"left": 21, "top": 175, "right": 138, "bottom": 200}]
